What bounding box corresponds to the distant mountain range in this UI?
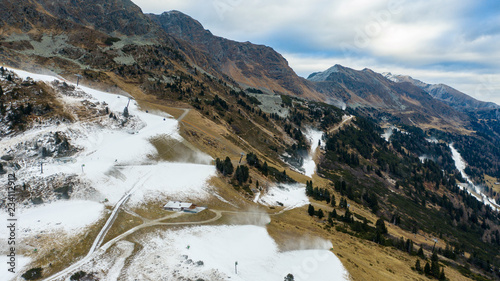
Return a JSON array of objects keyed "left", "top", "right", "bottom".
[{"left": 383, "top": 72, "right": 499, "bottom": 111}]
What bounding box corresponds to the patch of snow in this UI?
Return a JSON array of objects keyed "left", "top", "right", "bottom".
[
  {"left": 449, "top": 144, "right": 499, "bottom": 211},
  {"left": 259, "top": 183, "right": 309, "bottom": 210},
  {"left": 213, "top": 193, "right": 238, "bottom": 208},
  {"left": 106, "top": 241, "right": 135, "bottom": 281},
  {"left": 0, "top": 255, "right": 31, "bottom": 281},
  {"left": 0, "top": 200, "right": 105, "bottom": 239},
  {"left": 382, "top": 72, "right": 400, "bottom": 82},
  {"left": 419, "top": 155, "right": 431, "bottom": 163},
  {"left": 303, "top": 128, "right": 323, "bottom": 177},
  {"left": 308, "top": 65, "right": 339, "bottom": 82},
  {"left": 5, "top": 68, "right": 216, "bottom": 207},
  {"left": 126, "top": 225, "right": 349, "bottom": 281},
  {"left": 425, "top": 137, "right": 438, "bottom": 144}
]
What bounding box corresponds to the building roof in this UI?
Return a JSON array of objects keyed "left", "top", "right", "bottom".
[{"left": 164, "top": 201, "right": 193, "bottom": 209}]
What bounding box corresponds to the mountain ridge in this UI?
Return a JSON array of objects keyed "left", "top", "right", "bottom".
[
  {"left": 147, "top": 10, "right": 322, "bottom": 100},
  {"left": 383, "top": 72, "right": 500, "bottom": 111}
]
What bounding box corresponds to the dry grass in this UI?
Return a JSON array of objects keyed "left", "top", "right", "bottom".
[
  {"left": 132, "top": 201, "right": 175, "bottom": 220},
  {"left": 148, "top": 134, "right": 209, "bottom": 163},
  {"left": 101, "top": 210, "right": 143, "bottom": 245},
  {"left": 266, "top": 206, "right": 472, "bottom": 281},
  {"left": 20, "top": 211, "right": 109, "bottom": 277},
  {"left": 484, "top": 174, "right": 500, "bottom": 194}
]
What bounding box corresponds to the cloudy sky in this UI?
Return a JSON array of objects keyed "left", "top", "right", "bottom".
[{"left": 132, "top": 0, "right": 500, "bottom": 105}]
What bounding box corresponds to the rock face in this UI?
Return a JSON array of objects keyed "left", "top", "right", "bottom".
[
  {"left": 148, "top": 11, "right": 319, "bottom": 98},
  {"left": 0, "top": 0, "right": 156, "bottom": 36}
]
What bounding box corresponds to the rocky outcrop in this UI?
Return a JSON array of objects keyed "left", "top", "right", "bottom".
[{"left": 148, "top": 11, "right": 320, "bottom": 98}]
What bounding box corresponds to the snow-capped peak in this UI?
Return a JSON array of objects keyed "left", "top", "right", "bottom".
[
  {"left": 307, "top": 65, "right": 340, "bottom": 82},
  {"left": 382, "top": 72, "right": 399, "bottom": 82}
]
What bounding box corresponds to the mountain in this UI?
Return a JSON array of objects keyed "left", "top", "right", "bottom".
[
  {"left": 148, "top": 11, "right": 320, "bottom": 99},
  {"left": 383, "top": 72, "right": 500, "bottom": 111},
  {"left": 307, "top": 64, "right": 467, "bottom": 129},
  {"left": 0, "top": 0, "right": 162, "bottom": 72}
]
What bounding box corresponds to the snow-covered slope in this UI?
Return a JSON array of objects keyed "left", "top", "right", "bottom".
[
  {"left": 449, "top": 144, "right": 499, "bottom": 211},
  {"left": 127, "top": 225, "right": 350, "bottom": 281}
]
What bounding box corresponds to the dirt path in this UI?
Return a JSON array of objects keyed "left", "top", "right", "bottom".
[
  {"left": 177, "top": 108, "right": 190, "bottom": 121},
  {"left": 42, "top": 209, "right": 222, "bottom": 281},
  {"left": 328, "top": 115, "right": 354, "bottom": 134}
]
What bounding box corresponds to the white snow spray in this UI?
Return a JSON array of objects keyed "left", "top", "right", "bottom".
[
  {"left": 281, "top": 236, "right": 345, "bottom": 280},
  {"left": 281, "top": 236, "right": 333, "bottom": 252},
  {"left": 227, "top": 208, "right": 271, "bottom": 226}
]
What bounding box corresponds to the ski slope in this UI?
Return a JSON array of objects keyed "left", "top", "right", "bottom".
[{"left": 127, "top": 225, "right": 350, "bottom": 281}]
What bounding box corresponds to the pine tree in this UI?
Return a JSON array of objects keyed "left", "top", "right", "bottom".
[
  {"left": 405, "top": 239, "right": 413, "bottom": 254},
  {"left": 306, "top": 180, "right": 313, "bottom": 196},
  {"left": 424, "top": 262, "right": 431, "bottom": 275},
  {"left": 331, "top": 210, "right": 337, "bottom": 220},
  {"left": 317, "top": 209, "right": 324, "bottom": 219},
  {"left": 284, "top": 273, "right": 294, "bottom": 281},
  {"left": 343, "top": 208, "right": 353, "bottom": 223},
  {"left": 375, "top": 219, "right": 388, "bottom": 234},
  {"left": 0, "top": 101, "right": 5, "bottom": 116},
  {"left": 261, "top": 161, "right": 268, "bottom": 176},
  {"left": 308, "top": 204, "right": 315, "bottom": 216},
  {"left": 438, "top": 268, "right": 446, "bottom": 280},
  {"left": 331, "top": 194, "right": 336, "bottom": 207},
  {"left": 431, "top": 252, "right": 440, "bottom": 278},
  {"left": 223, "top": 157, "right": 234, "bottom": 176},
  {"left": 415, "top": 259, "right": 422, "bottom": 272},
  {"left": 123, "top": 106, "right": 129, "bottom": 118},
  {"left": 417, "top": 246, "right": 425, "bottom": 259},
  {"left": 234, "top": 165, "right": 249, "bottom": 184}
]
